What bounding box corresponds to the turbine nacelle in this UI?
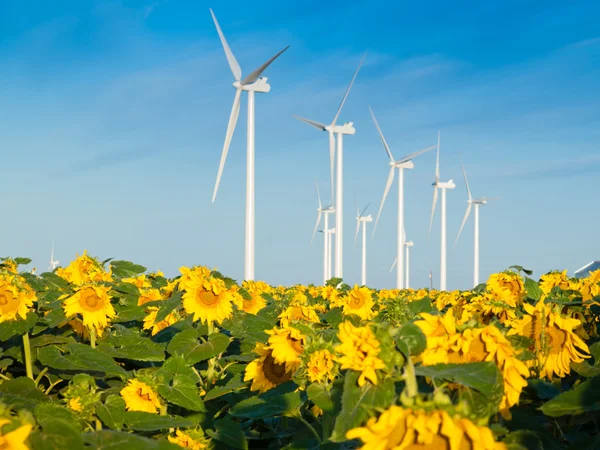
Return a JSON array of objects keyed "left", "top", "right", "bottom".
[
  {"left": 233, "top": 78, "right": 271, "bottom": 93},
  {"left": 405, "top": 241, "right": 414, "bottom": 248},
  {"left": 358, "top": 215, "right": 373, "bottom": 222},
  {"left": 391, "top": 160, "right": 414, "bottom": 169},
  {"left": 331, "top": 122, "right": 356, "bottom": 135},
  {"left": 433, "top": 180, "right": 456, "bottom": 189},
  {"left": 319, "top": 206, "right": 335, "bottom": 213}
]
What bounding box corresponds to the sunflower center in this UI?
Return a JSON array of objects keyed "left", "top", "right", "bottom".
[
  {"left": 0, "top": 293, "right": 9, "bottom": 306},
  {"left": 79, "top": 289, "right": 104, "bottom": 311},
  {"left": 349, "top": 295, "right": 364, "bottom": 308},
  {"left": 545, "top": 327, "right": 567, "bottom": 354},
  {"left": 263, "top": 354, "right": 291, "bottom": 384},
  {"left": 136, "top": 388, "right": 153, "bottom": 402},
  {"left": 0, "top": 289, "right": 19, "bottom": 314},
  {"left": 196, "top": 289, "right": 220, "bottom": 307},
  {"left": 290, "top": 338, "right": 304, "bottom": 355}
]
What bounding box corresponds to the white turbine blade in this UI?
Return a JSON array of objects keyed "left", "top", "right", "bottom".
[
  {"left": 390, "top": 257, "right": 397, "bottom": 272},
  {"left": 403, "top": 228, "right": 406, "bottom": 241},
  {"left": 360, "top": 202, "right": 370, "bottom": 218},
  {"left": 368, "top": 106, "right": 394, "bottom": 162},
  {"left": 310, "top": 212, "right": 323, "bottom": 246},
  {"left": 241, "top": 45, "right": 289, "bottom": 85},
  {"left": 435, "top": 131, "right": 440, "bottom": 181},
  {"left": 294, "top": 116, "right": 327, "bottom": 131},
  {"left": 397, "top": 144, "right": 437, "bottom": 164},
  {"left": 354, "top": 219, "right": 361, "bottom": 246},
  {"left": 481, "top": 196, "right": 500, "bottom": 202},
  {"left": 373, "top": 167, "right": 395, "bottom": 237},
  {"left": 212, "top": 88, "right": 242, "bottom": 203},
  {"left": 428, "top": 188, "right": 438, "bottom": 238},
  {"left": 329, "top": 130, "right": 335, "bottom": 205},
  {"left": 331, "top": 53, "right": 366, "bottom": 126},
  {"left": 209, "top": 9, "right": 242, "bottom": 81},
  {"left": 315, "top": 181, "right": 323, "bottom": 209},
  {"left": 461, "top": 158, "right": 472, "bottom": 201},
  {"left": 455, "top": 203, "right": 472, "bottom": 247}
]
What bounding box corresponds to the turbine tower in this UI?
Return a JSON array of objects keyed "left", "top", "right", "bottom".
[
  {"left": 354, "top": 194, "right": 372, "bottom": 286},
  {"left": 429, "top": 133, "right": 455, "bottom": 291},
  {"left": 391, "top": 231, "right": 414, "bottom": 288},
  {"left": 312, "top": 182, "right": 335, "bottom": 285},
  {"left": 294, "top": 54, "right": 366, "bottom": 280},
  {"left": 370, "top": 106, "right": 436, "bottom": 289},
  {"left": 454, "top": 158, "right": 498, "bottom": 287},
  {"left": 48, "top": 241, "right": 59, "bottom": 271},
  {"left": 210, "top": 9, "right": 289, "bottom": 281}
]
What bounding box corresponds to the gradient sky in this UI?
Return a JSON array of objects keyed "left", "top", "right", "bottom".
[{"left": 1, "top": 0, "right": 599, "bottom": 290}]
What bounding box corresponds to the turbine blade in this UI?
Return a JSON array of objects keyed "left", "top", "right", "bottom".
[
  {"left": 310, "top": 211, "right": 323, "bottom": 247},
  {"left": 481, "top": 196, "right": 500, "bottom": 201},
  {"left": 354, "top": 218, "right": 361, "bottom": 246},
  {"left": 212, "top": 88, "right": 242, "bottom": 202},
  {"left": 241, "top": 45, "right": 289, "bottom": 85},
  {"left": 373, "top": 167, "right": 395, "bottom": 237},
  {"left": 368, "top": 106, "right": 394, "bottom": 162},
  {"left": 397, "top": 144, "right": 437, "bottom": 164},
  {"left": 329, "top": 130, "right": 335, "bottom": 205},
  {"left": 461, "top": 157, "right": 472, "bottom": 201},
  {"left": 435, "top": 131, "right": 440, "bottom": 181},
  {"left": 360, "top": 202, "right": 370, "bottom": 218},
  {"left": 316, "top": 181, "right": 322, "bottom": 209},
  {"left": 428, "top": 188, "right": 438, "bottom": 238},
  {"left": 294, "top": 116, "right": 327, "bottom": 131},
  {"left": 390, "top": 257, "right": 397, "bottom": 272},
  {"left": 332, "top": 53, "right": 366, "bottom": 126},
  {"left": 455, "top": 203, "right": 472, "bottom": 247},
  {"left": 209, "top": 9, "right": 242, "bottom": 81}
]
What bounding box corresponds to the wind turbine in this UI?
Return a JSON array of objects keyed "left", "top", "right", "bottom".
[
  {"left": 48, "top": 241, "right": 59, "bottom": 271},
  {"left": 391, "top": 231, "right": 414, "bottom": 288},
  {"left": 354, "top": 194, "right": 372, "bottom": 286},
  {"left": 429, "top": 133, "right": 455, "bottom": 291},
  {"left": 370, "top": 106, "right": 437, "bottom": 289},
  {"left": 454, "top": 159, "right": 498, "bottom": 287},
  {"left": 294, "top": 54, "right": 366, "bottom": 280},
  {"left": 210, "top": 9, "right": 289, "bottom": 281},
  {"left": 311, "top": 182, "right": 335, "bottom": 285}
]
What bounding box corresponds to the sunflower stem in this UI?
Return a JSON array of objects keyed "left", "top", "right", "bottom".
[
  {"left": 34, "top": 367, "right": 49, "bottom": 387},
  {"left": 207, "top": 321, "right": 215, "bottom": 336},
  {"left": 206, "top": 358, "right": 215, "bottom": 387},
  {"left": 95, "top": 418, "right": 102, "bottom": 431},
  {"left": 404, "top": 356, "right": 418, "bottom": 398},
  {"left": 90, "top": 328, "right": 97, "bottom": 348},
  {"left": 322, "top": 413, "right": 331, "bottom": 442},
  {"left": 22, "top": 333, "right": 34, "bottom": 380},
  {"left": 293, "top": 413, "right": 322, "bottom": 445},
  {"left": 160, "top": 404, "right": 167, "bottom": 416}
]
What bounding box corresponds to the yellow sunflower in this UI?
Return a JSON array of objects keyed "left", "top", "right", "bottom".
[
  {"left": 279, "top": 305, "right": 320, "bottom": 328},
  {"left": 539, "top": 270, "right": 570, "bottom": 296},
  {"left": 244, "top": 343, "right": 298, "bottom": 393},
  {"left": 120, "top": 379, "right": 162, "bottom": 413},
  {"left": 68, "top": 397, "right": 83, "bottom": 412},
  {"left": 335, "top": 321, "right": 385, "bottom": 387},
  {"left": 142, "top": 307, "right": 179, "bottom": 336},
  {"left": 306, "top": 349, "right": 335, "bottom": 383},
  {"left": 343, "top": 285, "right": 375, "bottom": 320},
  {"left": 122, "top": 274, "right": 151, "bottom": 289},
  {"left": 0, "top": 419, "right": 33, "bottom": 450},
  {"left": 486, "top": 272, "right": 525, "bottom": 306},
  {"left": 168, "top": 430, "right": 209, "bottom": 449},
  {"left": 179, "top": 269, "right": 234, "bottom": 325},
  {"left": 346, "top": 406, "right": 506, "bottom": 450},
  {"left": 507, "top": 300, "right": 590, "bottom": 379},
  {"left": 234, "top": 280, "right": 271, "bottom": 315},
  {"left": 62, "top": 285, "right": 115, "bottom": 337},
  {"left": 265, "top": 326, "right": 305, "bottom": 369},
  {"left": 56, "top": 251, "right": 112, "bottom": 285},
  {"left": 0, "top": 279, "right": 34, "bottom": 323},
  {"left": 137, "top": 288, "right": 162, "bottom": 306}
]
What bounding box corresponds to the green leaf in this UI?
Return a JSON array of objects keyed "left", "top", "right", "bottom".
[
  {"left": 166, "top": 330, "right": 229, "bottom": 365},
  {"left": 396, "top": 323, "right": 427, "bottom": 356},
  {"left": 330, "top": 372, "right": 395, "bottom": 442},
  {"left": 207, "top": 418, "right": 248, "bottom": 450},
  {"left": 223, "top": 312, "right": 274, "bottom": 344},
  {"left": 414, "top": 362, "right": 503, "bottom": 399},
  {"left": 155, "top": 291, "right": 182, "bottom": 322},
  {"left": 38, "top": 343, "right": 127, "bottom": 378},
  {"left": 571, "top": 361, "right": 600, "bottom": 377},
  {"left": 158, "top": 373, "right": 206, "bottom": 412},
  {"left": 0, "top": 312, "right": 37, "bottom": 341},
  {"left": 40, "top": 272, "right": 70, "bottom": 289},
  {"left": 28, "top": 419, "right": 84, "bottom": 450},
  {"left": 504, "top": 430, "right": 543, "bottom": 450},
  {"left": 509, "top": 265, "right": 533, "bottom": 276},
  {"left": 590, "top": 342, "right": 600, "bottom": 366},
  {"left": 28, "top": 335, "right": 72, "bottom": 349},
  {"left": 527, "top": 379, "right": 560, "bottom": 400},
  {"left": 98, "top": 326, "right": 165, "bottom": 362},
  {"left": 407, "top": 298, "right": 432, "bottom": 315},
  {"left": 84, "top": 430, "right": 180, "bottom": 449},
  {"left": 110, "top": 260, "right": 147, "bottom": 278},
  {"left": 123, "top": 412, "right": 194, "bottom": 431},
  {"left": 524, "top": 277, "right": 543, "bottom": 301},
  {"left": 96, "top": 394, "right": 126, "bottom": 430},
  {"left": 34, "top": 403, "right": 80, "bottom": 429},
  {"left": 306, "top": 382, "right": 342, "bottom": 414},
  {"left": 324, "top": 308, "right": 343, "bottom": 328},
  {"left": 0, "top": 377, "right": 50, "bottom": 409},
  {"left": 204, "top": 373, "right": 247, "bottom": 401},
  {"left": 540, "top": 376, "right": 600, "bottom": 417},
  {"left": 14, "top": 257, "right": 32, "bottom": 265},
  {"left": 230, "top": 382, "right": 305, "bottom": 419}
]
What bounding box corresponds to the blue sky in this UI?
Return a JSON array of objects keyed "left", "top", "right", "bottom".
[{"left": 1, "top": 0, "right": 599, "bottom": 290}]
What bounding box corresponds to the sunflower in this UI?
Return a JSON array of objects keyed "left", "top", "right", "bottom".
[
  {"left": 266, "top": 326, "right": 305, "bottom": 369},
  {"left": 68, "top": 397, "right": 83, "bottom": 412},
  {"left": 346, "top": 406, "right": 506, "bottom": 450},
  {"left": 343, "top": 285, "right": 375, "bottom": 320},
  {"left": 137, "top": 288, "right": 162, "bottom": 306},
  {"left": 507, "top": 300, "right": 590, "bottom": 379},
  {"left": 319, "top": 285, "right": 341, "bottom": 306},
  {"left": 120, "top": 379, "right": 162, "bottom": 413},
  {"left": 306, "top": 349, "right": 335, "bottom": 383},
  {"left": 0, "top": 279, "right": 34, "bottom": 323},
  {"left": 168, "top": 429, "right": 209, "bottom": 449},
  {"left": 290, "top": 286, "right": 308, "bottom": 305},
  {"left": 179, "top": 269, "right": 234, "bottom": 325},
  {"left": 63, "top": 285, "right": 115, "bottom": 337},
  {"left": 122, "top": 274, "right": 151, "bottom": 289},
  {"left": 459, "top": 294, "right": 517, "bottom": 325},
  {"left": 0, "top": 419, "right": 33, "bottom": 450},
  {"left": 143, "top": 307, "right": 179, "bottom": 336},
  {"left": 244, "top": 343, "right": 297, "bottom": 393},
  {"left": 235, "top": 280, "right": 271, "bottom": 315},
  {"left": 279, "top": 305, "right": 320, "bottom": 328},
  {"left": 56, "top": 251, "right": 112, "bottom": 285},
  {"left": 486, "top": 271, "right": 525, "bottom": 306},
  {"left": 335, "top": 321, "right": 385, "bottom": 387},
  {"left": 539, "top": 270, "right": 570, "bottom": 296}
]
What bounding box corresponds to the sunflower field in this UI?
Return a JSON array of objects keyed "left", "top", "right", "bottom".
[{"left": 0, "top": 253, "right": 599, "bottom": 450}]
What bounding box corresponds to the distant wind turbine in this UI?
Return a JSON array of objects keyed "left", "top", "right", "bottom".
[
  {"left": 391, "top": 230, "right": 414, "bottom": 288},
  {"left": 370, "top": 106, "right": 437, "bottom": 289},
  {"left": 48, "top": 241, "right": 59, "bottom": 271},
  {"left": 295, "top": 54, "right": 366, "bottom": 280},
  {"left": 429, "top": 133, "right": 455, "bottom": 291},
  {"left": 210, "top": 8, "right": 289, "bottom": 281},
  {"left": 354, "top": 193, "right": 372, "bottom": 286},
  {"left": 454, "top": 158, "right": 498, "bottom": 287},
  {"left": 311, "top": 182, "right": 335, "bottom": 285}
]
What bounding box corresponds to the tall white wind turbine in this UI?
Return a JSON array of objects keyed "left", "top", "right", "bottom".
[
  {"left": 354, "top": 194, "right": 372, "bottom": 286},
  {"left": 429, "top": 133, "right": 455, "bottom": 291},
  {"left": 210, "top": 9, "right": 289, "bottom": 281},
  {"left": 311, "top": 182, "right": 335, "bottom": 285},
  {"left": 391, "top": 230, "right": 414, "bottom": 288},
  {"left": 48, "top": 241, "right": 59, "bottom": 271},
  {"left": 454, "top": 159, "right": 498, "bottom": 287},
  {"left": 370, "top": 107, "right": 437, "bottom": 289},
  {"left": 294, "top": 54, "right": 366, "bottom": 280}
]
